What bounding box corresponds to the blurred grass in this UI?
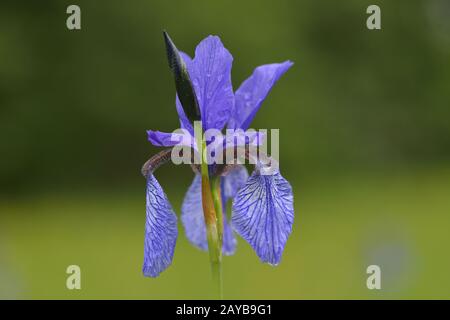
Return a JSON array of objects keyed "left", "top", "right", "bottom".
[
  {"left": 1, "top": 0, "right": 450, "bottom": 300},
  {"left": 1, "top": 166, "right": 450, "bottom": 299}
]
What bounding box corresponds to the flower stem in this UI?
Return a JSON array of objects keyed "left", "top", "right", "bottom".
[
  {"left": 197, "top": 130, "right": 223, "bottom": 299},
  {"left": 211, "top": 176, "right": 224, "bottom": 255},
  {"left": 210, "top": 175, "right": 224, "bottom": 298}
]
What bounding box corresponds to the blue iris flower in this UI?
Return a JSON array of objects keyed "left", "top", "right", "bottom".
[{"left": 143, "top": 34, "right": 294, "bottom": 277}]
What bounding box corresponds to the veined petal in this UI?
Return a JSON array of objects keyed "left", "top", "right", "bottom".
[
  {"left": 143, "top": 174, "right": 178, "bottom": 277},
  {"left": 222, "top": 165, "right": 249, "bottom": 199},
  {"left": 229, "top": 61, "right": 293, "bottom": 130},
  {"left": 231, "top": 170, "right": 294, "bottom": 265},
  {"left": 189, "top": 36, "right": 234, "bottom": 131},
  {"left": 181, "top": 175, "right": 236, "bottom": 255}
]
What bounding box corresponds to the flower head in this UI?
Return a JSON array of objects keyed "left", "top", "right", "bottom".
[{"left": 142, "top": 32, "right": 294, "bottom": 277}]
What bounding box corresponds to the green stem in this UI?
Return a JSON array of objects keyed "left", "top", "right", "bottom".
[
  {"left": 196, "top": 127, "right": 223, "bottom": 299},
  {"left": 211, "top": 176, "right": 224, "bottom": 254},
  {"left": 211, "top": 175, "right": 224, "bottom": 298}
]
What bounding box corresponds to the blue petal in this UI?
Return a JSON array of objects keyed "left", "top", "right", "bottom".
[
  {"left": 222, "top": 165, "right": 249, "bottom": 199},
  {"left": 176, "top": 96, "right": 194, "bottom": 134},
  {"left": 143, "top": 174, "right": 178, "bottom": 277},
  {"left": 181, "top": 175, "right": 205, "bottom": 250},
  {"left": 222, "top": 213, "right": 236, "bottom": 255},
  {"left": 222, "top": 215, "right": 236, "bottom": 255},
  {"left": 229, "top": 61, "right": 293, "bottom": 130},
  {"left": 147, "top": 129, "right": 193, "bottom": 148},
  {"left": 181, "top": 175, "right": 236, "bottom": 255},
  {"left": 231, "top": 170, "right": 294, "bottom": 265},
  {"left": 187, "top": 36, "right": 234, "bottom": 131},
  {"left": 208, "top": 130, "right": 266, "bottom": 161},
  {"left": 147, "top": 130, "right": 180, "bottom": 147}
]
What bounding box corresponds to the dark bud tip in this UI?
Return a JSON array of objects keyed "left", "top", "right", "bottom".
[
  {"left": 162, "top": 31, "right": 201, "bottom": 123},
  {"left": 162, "top": 31, "right": 179, "bottom": 73}
]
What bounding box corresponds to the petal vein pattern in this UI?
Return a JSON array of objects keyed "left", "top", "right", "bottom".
[
  {"left": 232, "top": 170, "right": 294, "bottom": 265},
  {"left": 143, "top": 174, "right": 178, "bottom": 277}
]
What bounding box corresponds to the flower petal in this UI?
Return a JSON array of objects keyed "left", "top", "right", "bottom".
[
  {"left": 229, "top": 61, "right": 293, "bottom": 130},
  {"left": 181, "top": 174, "right": 236, "bottom": 255},
  {"left": 222, "top": 215, "right": 237, "bottom": 255},
  {"left": 181, "top": 175, "right": 205, "bottom": 250},
  {"left": 143, "top": 174, "right": 178, "bottom": 277},
  {"left": 222, "top": 165, "right": 249, "bottom": 199},
  {"left": 220, "top": 166, "right": 249, "bottom": 254},
  {"left": 231, "top": 170, "right": 294, "bottom": 265},
  {"left": 207, "top": 130, "right": 266, "bottom": 164},
  {"left": 222, "top": 213, "right": 237, "bottom": 255},
  {"left": 147, "top": 129, "right": 193, "bottom": 147},
  {"left": 176, "top": 96, "right": 194, "bottom": 134},
  {"left": 189, "top": 36, "right": 234, "bottom": 131}
]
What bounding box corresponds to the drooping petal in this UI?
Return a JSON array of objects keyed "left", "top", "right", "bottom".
[
  {"left": 231, "top": 170, "right": 294, "bottom": 265},
  {"left": 147, "top": 129, "right": 193, "bottom": 147},
  {"left": 222, "top": 165, "right": 249, "bottom": 199},
  {"left": 143, "top": 174, "right": 178, "bottom": 277},
  {"left": 189, "top": 36, "right": 234, "bottom": 131},
  {"left": 221, "top": 198, "right": 237, "bottom": 255},
  {"left": 220, "top": 166, "right": 249, "bottom": 254},
  {"left": 229, "top": 61, "right": 293, "bottom": 130},
  {"left": 222, "top": 216, "right": 236, "bottom": 255},
  {"left": 181, "top": 174, "right": 236, "bottom": 255},
  {"left": 181, "top": 175, "right": 205, "bottom": 250}
]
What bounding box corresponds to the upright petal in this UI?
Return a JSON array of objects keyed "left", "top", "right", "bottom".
[
  {"left": 232, "top": 170, "right": 294, "bottom": 265},
  {"left": 229, "top": 61, "right": 293, "bottom": 130},
  {"left": 181, "top": 174, "right": 236, "bottom": 255},
  {"left": 143, "top": 174, "right": 178, "bottom": 277},
  {"left": 189, "top": 36, "right": 234, "bottom": 131}
]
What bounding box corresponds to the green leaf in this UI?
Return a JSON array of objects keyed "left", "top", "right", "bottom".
[{"left": 163, "top": 31, "right": 201, "bottom": 123}]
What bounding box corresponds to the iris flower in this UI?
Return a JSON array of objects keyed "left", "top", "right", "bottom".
[{"left": 141, "top": 32, "right": 295, "bottom": 291}]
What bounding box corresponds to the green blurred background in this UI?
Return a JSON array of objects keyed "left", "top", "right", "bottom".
[{"left": 1, "top": 0, "right": 450, "bottom": 299}]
